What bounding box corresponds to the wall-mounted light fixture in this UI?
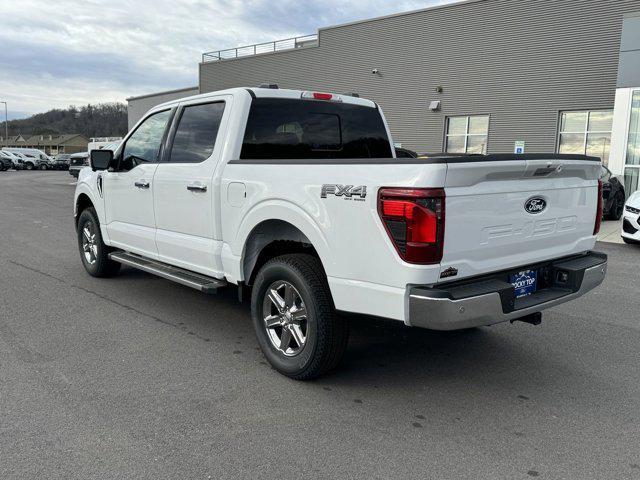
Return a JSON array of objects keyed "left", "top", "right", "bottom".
[
  {"left": 428, "top": 100, "right": 441, "bottom": 112},
  {"left": 371, "top": 68, "right": 380, "bottom": 75}
]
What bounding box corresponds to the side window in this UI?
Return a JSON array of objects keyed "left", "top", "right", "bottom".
[
  {"left": 169, "top": 102, "right": 225, "bottom": 163},
  {"left": 120, "top": 110, "right": 172, "bottom": 171}
]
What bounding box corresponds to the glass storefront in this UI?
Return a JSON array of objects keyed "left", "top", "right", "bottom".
[{"left": 625, "top": 91, "right": 640, "bottom": 194}]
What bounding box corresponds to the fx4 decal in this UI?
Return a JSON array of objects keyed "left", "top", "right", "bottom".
[{"left": 321, "top": 184, "right": 367, "bottom": 200}]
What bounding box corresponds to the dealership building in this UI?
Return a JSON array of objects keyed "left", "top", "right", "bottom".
[{"left": 128, "top": 0, "right": 640, "bottom": 194}]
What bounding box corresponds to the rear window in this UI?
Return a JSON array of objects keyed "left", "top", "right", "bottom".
[{"left": 240, "top": 98, "right": 392, "bottom": 159}]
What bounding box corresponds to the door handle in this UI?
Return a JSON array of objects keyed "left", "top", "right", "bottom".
[
  {"left": 187, "top": 182, "right": 207, "bottom": 192},
  {"left": 134, "top": 180, "right": 150, "bottom": 189}
]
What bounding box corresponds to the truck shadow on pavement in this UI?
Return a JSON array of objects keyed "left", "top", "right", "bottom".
[{"left": 115, "top": 266, "right": 589, "bottom": 396}]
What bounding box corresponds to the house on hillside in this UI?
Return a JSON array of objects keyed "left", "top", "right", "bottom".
[{"left": 0, "top": 134, "right": 89, "bottom": 155}]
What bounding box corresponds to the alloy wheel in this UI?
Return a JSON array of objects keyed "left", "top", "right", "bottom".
[
  {"left": 81, "top": 221, "right": 98, "bottom": 265},
  {"left": 262, "top": 281, "right": 308, "bottom": 356}
]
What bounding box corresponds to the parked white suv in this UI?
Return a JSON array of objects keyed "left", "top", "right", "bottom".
[{"left": 73, "top": 87, "right": 607, "bottom": 379}]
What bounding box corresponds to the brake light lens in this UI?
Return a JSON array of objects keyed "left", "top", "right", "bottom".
[
  {"left": 594, "top": 179, "right": 603, "bottom": 235},
  {"left": 301, "top": 91, "right": 340, "bottom": 101},
  {"left": 378, "top": 188, "right": 445, "bottom": 264}
]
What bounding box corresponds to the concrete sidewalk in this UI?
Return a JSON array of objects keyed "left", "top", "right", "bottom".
[{"left": 597, "top": 219, "right": 624, "bottom": 244}]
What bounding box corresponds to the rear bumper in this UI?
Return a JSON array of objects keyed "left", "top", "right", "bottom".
[{"left": 408, "top": 251, "right": 607, "bottom": 331}]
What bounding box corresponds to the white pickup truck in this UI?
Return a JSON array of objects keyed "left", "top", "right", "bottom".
[{"left": 74, "top": 87, "right": 607, "bottom": 379}]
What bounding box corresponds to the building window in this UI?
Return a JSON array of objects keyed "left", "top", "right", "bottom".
[
  {"left": 445, "top": 115, "right": 489, "bottom": 154},
  {"left": 558, "top": 110, "right": 613, "bottom": 165}
]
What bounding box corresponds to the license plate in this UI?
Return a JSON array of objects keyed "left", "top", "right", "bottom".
[{"left": 510, "top": 269, "right": 537, "bottom": 298}]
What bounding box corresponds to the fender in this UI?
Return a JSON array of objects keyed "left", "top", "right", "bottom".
[
  {"left": 228, "top": 199, "right": 334, "bottom": 282},
  {"left": 74, "top": 169, "right": 111, "bottom": 244}
]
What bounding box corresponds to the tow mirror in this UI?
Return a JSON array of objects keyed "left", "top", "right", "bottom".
[{"left": 90, "top": 149, "right": 113, "bottom": 171}]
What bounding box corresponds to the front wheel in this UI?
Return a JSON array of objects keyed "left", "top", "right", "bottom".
[
  {"left": 77, "top": 207, "right": 121, "bottom": 277},
  {"left": 25, "top": 163, "right": 33, "bottom": 171},
  {"left": 251, "top": 254, "right": 349, "bottom": 380},
  {"left": 623, "top": 237, "right": 640, "bottom": 245}
]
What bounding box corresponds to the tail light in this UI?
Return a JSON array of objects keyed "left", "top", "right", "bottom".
[
  {"left": 378, "top": 188, "right": 445, "bottom": 264},
  {"left": 594, "top": 179, "right": 603, "bottom": 235}
]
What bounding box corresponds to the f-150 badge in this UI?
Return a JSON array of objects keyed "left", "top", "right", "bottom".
[{"left": 321, "top": 184, "right": 367, "bottom": 200}]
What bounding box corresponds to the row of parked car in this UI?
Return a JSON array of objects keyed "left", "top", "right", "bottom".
[
  {"left": 0, "top": 148, "right": 95, "bottom": 172},
  {"left": 0, "top": 147, "right": 68, "bottom": 171}
]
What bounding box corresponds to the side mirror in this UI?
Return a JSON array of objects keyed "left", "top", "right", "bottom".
[{"left": 90, "top": 149, "right": 113, "bottom": 171}]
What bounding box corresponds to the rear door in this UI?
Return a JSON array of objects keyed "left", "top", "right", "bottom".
[
  {"left": 102, "top": 109, "right": 173, "bottom": 259},
  {"left": 153, "top": 96, "right": 230, "bottom": 277},
  {"left": 440, "top": 156, "right": 601, "bottom": 281}
]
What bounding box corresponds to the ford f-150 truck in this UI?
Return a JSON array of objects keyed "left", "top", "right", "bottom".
[{"left": 73, "top": 87, "right": 607, "bottom": 379}]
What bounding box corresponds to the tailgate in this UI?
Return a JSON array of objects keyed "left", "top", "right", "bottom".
[{"left": 440, "top": 156, "right": 601, "bottom": 281}]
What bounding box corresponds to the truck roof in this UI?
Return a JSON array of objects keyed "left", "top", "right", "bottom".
[{"left": 152, "top": 87, "right": 377, "bottom": 111}]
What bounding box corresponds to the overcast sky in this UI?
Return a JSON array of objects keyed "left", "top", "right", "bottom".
[{"left": 0, "top": 0, "right": 451, "bottom": 119}]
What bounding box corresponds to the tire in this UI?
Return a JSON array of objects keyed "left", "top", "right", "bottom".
[
  {"left": 251, "top": 254, "right": 348, "bottom": 380},
  {"left": 25, "top": 163, "right": 33, "bottom": 171},
  {"left": 77, "top": 207, "right": 121, "bottom": 277},
  {"left": 39, "top": 164, "right": 47, "bottom": 170},
  {"left": 607, "top": 192, "right": 625, "bottom": 220},
  {"left": 623, "top": 237, "right": 640, "bottom": 245}
]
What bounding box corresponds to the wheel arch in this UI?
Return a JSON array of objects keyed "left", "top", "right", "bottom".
[
  {"left": 242, "top": 219, "right": 328, "bottom": 285},
  {"left": 232, "top": 200, "right": 334, "bottom": 285},
  {"left": 73, "top": 178, "right": 105, "bottom": 232},
  {"left": 75, "top": 193, "right": 94, "bottom": 224}
]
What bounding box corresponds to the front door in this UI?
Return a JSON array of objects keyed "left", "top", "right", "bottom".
[
  {"left": 153, "top": 98, "right": 229, "bottom": 277},
  {"left": 103, "top": 109, "right": 173, "bottom": 259}
]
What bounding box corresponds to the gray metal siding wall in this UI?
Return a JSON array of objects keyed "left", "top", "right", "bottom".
[
  {"left": 127, "top": 87, "right": 199, "bottom": 130},
  {"left": 618, "top": 12, "right": 640, "bottom": 87},
  {"left": 200, "top": 0, "right": 640, "bottom": 154}
]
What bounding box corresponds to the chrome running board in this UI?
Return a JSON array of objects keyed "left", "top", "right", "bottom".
[{"left": 108, "top": 251, "right": 227, "bottom": 294}]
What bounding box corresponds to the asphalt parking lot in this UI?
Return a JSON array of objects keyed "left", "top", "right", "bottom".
[{"left": 1, "top": 171, "right": 640, "bottom": 479}]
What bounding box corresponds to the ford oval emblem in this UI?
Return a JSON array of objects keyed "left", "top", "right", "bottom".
[{"left": 524, "top": 197, "right": 547, "bottom": 214}]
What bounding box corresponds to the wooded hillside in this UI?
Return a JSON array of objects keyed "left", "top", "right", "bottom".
[{"left": 5, "top": 103, "right": 128, "bottom": 137}]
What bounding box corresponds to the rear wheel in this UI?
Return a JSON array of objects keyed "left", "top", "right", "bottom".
[
  {"left": 251, "top": 254, "right": 348, "bottom": 380},
  {"left": 77, "top": 207, "right": 121, "bottom": 277},
  {"left": 607, "top": 191, "right": 625, "bottom": 220},
  {"left": 39, "top": 164, "right": 47, "bottom": 170},
  {"left": 25, "top": 162, "right": 33, "bottom": 171}
]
